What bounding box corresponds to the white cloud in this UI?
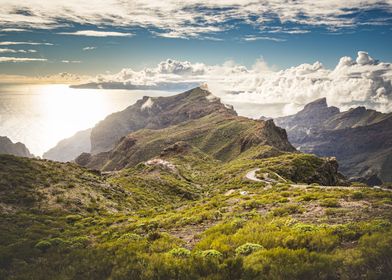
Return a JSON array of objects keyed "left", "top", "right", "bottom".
[
  {"left": 0, "top": 1, "right": 390, "bottom": 39},
  {"left": 75, "top": 51, "right": 392, "bottom": 116},
  {"left": 0, "top": 48, "right": 36, "bottom": 53},
  {"left": 0, "top": 41, "right": 53, "bottom": 46},
  {"left": 61, "top": 60, "right": 81, "bottom": 63},
  {"left": 0, "top": 57, "right": 47, "bottom": 62},
  {"left": 1, "top": 28, "right": 29, "bottom": 32},
  {"left": 243, "top": 36, "right": 286, "bottom": 42},
  {"left": 83, "top": 46, "right": 96, "bottom": 51},
  {"left": 58, "top": 30, "right": 133, "bottom": 37}
]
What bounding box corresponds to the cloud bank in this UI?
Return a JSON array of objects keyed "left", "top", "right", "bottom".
[
  {"left": 74, "top": 51, "right": 392, "bottom": 116},
  {"left": 58, "top": 30, "right": 133, "bottom": 37},
  {"left": 0, "top": 57, "right": 47, "bottom": 62},
  {"left": 0, "top": 1, "right": 391, "bottom": 38}
]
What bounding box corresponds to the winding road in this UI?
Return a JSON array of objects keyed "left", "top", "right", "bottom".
[{"left": 244, "top": 168, "right": 391, "bottom": 192}]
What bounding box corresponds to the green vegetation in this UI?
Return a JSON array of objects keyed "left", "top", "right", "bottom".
[{"left": 1, "top": 149, "right": 392, "bottom": 279}]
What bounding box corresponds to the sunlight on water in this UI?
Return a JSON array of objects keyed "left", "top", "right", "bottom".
[{"left": 0, "top": 84, "right": 174, "bottom": 156}]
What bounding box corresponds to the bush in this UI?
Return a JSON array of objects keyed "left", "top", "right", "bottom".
[
  {"left": 65, "top": 214, "right": 82, "bottom": 223},
  {"left": 35, "top": 240, "right": 51, "bottom": 252},
  {"left": 169, "top": 247, "right": 191, "bottom": 258},
  {"left": 201, "top": 249, "right": 223, "bottom": 259},
  {"left": 273, "top": 204, "right": 303, "bottom": 216},
  {"left": 236, "top": 243, "right": 263, "bottom": 256},
  {"left": 351, "top": 191, "right": 364, "bottom": 200},
  {"left": 320, "top": 198, "right": 340, "bottom": 208}
]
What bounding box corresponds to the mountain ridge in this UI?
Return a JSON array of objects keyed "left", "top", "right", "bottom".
[
  {"left": 0, "top": 136, "right": 34, "bottom": 158},
  {"left": 273, "top": 98, "right": 392, "bottom": 183}
]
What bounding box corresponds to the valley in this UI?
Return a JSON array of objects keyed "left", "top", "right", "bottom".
[{"left": 0, "top": 87, "right": 391, "bottom": 279}]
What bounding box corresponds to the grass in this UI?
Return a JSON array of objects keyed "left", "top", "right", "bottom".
[{"left": 1, "top": 150, "right": 392, "bottom": 279}]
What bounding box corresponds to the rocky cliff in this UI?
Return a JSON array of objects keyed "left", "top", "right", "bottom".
[
  {"left": 0, "top": 136, "right": 34, "bottom": 158},
  {"left": 90, "top": 87, "right": 237, "bottom": 154},
  {"left": 273, "top": 98, "right": 392, "bottom": 183},
  {"left": 76, "top": 87, "right": 296, "bottom": 171},
  {"left": 43, "top": 128, "right": 92, "bottom": 162}
]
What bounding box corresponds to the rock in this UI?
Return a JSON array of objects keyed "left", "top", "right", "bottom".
[
  {"left": 90, "top": 87, "right": 237, "bottom": 154},
  {"left": 76, "top": 87, "right": 296, "bottom": 171},
  {"left": 273, "top": 97, "right": 392, "bottom": 183},
  {"left": 43, "top": 128, "right": 91, "bottom": 162},
  {"left": 0, "top": 136, "right": 34, "bottom": 158}
]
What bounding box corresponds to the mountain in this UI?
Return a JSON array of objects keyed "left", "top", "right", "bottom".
[
  {"left": 274, "top": 98, "right": 392, "bottom": 183},
  {"left": 0, "top": 136, "right": 34, "bottom": 158},
  {"left": 2, "top": 87, "right": 392, "bottom": 279},
  {"left": 90, "top": 87, "right": 238, "bottom": 154},
  {"left": 77, "top": 87, "right": 296, "bottom": 170},
  {"left": 43, "top": 128, "right": 91, "bottom": 162}
]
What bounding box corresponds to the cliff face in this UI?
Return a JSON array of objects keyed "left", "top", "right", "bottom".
[
  {"left": 273, "top": 98, "right": 392, "bottom": 183},
  {"left": 90, "top": 87, "right": 237, "bottom": 154},
  {"left": 43, "top": 128, "right": 91, "bottom": 162},
  {"left": 0, "top": 136, "right": 34, "bottom": 158}
]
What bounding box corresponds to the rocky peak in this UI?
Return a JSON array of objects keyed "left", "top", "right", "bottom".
[
  {"left": 90, "top": 87, "right": 237, "bottom": 154},
  {"left": 0, "top": 136, "right": 34, "bottom": 158},
  {"left": 302, "top": 97, "right": 328, "bottom": 111},
  {"left": 274, "top": 97, "right": 340, "bottom": 130}
]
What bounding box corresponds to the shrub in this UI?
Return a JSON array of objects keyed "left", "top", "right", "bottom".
[
  {"left": 201, "top": 249, "right": 223, "bottom": 259},
  {"left": 273, "top": 204, "right": 303, "bottom": 216},
  {"left": 65, "top": 214, "right": 82, "bottom": 223},
  {"left": 351, "top": 191, "right": 364, "bottom": 200},
  {"left": 35, "top": 240, "right": 51, "bottom": 252},
  {"left": 119, "top": 233, "right": 142, "bottom": 241},
  {"left": 147, "top": 231, "right": 161, "bottom": 241},
  {"left": 320, "top": 198, "right": 340, "bottom": 208},
  {"left": 169, "top": 248, "right": 191, "bottom": 258},
  {"left": 236, "top": 243, "right": 263, "bottom": 256}
]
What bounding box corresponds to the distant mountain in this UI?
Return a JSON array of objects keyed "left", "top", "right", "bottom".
[
  {"left": 273, "top": 98, "right": 392, "bottom": 183},
  {"left": 77, "top": 87, "right": 296, "bottom": 171},
  {"left": 0, "top": 136, "right": 34, "bottom": 158},
  {"left": 43, "top": 128, "right": 91, "bottom": 162},
  {"left": 90, "top": 87, "right": 238, "bottom": 154}
]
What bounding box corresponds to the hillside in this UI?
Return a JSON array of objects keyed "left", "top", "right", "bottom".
[
  {"left": 43, "top": 128, "right": 92, "bottom": 162},
  {"left": 1, "top": 149, "right": 392, "bottom": 279},
  {"left": 77, "top": 113, "right": 295, "bottom": 171},
  {"left": 274, "top": 98, "right": 392, "bottom": 183},
  {"left": 2, "top": 87, "right": 392, "bottom": 279},
  {"left": 90, "top": 87, "right": 237, "bottom": 154},
  {"left": 0, "top": 136, "right": 34, "bottom": 158}
]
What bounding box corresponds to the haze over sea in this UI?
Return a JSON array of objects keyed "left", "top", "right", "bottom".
[
  {"left": 0, "top": 84, "right": 177, "bottom": 156},
  {"left": 0, "top": 84, "right": 284, "bottom": 157}
]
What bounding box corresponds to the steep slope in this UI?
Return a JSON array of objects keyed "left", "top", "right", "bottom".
[
  {"left": 300, "top": 116, "right": 392, "bottom": 182},
  {"left": 275, "top": 98, "right": 340, "bottom": 130},
  {"left": 77, "top": 113, "right": 295, "bottom": 171},
  {"left": 90, "top": 87, "right": 237, "bottom": 154},
  {"left": 43, "top": 128, "right": 91, "bottom": 162},
  {"left": 0, "top": 136, "right": 34, "bottom": 158},
  {"left": 273, "top": 98, "right": 392, "bottom": 183},
  {"left": 2, "top": 152, "right": 392, "bottom": 279}
]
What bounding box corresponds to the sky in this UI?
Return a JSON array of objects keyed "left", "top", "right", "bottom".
[{"left": 0, "top": 0, "right": 391, "bottom": 115}]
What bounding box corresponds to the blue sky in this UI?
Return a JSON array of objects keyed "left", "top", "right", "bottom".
[{"left": 0, "top": 1, "right": 391, "bottom": 77}]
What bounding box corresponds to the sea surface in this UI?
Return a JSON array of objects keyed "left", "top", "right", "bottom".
[
  {"left": 0, "top": 83, "right": 175, "bottom": 156},
  {"left": 0, "top": 83, "right": 285, "bottom": 157}
]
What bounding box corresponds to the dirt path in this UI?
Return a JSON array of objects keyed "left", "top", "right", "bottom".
[
  {"left": 245, "top": 168, "right": 391, "bottom": 192},
  {"left": 245, "top": 168, "right": 264, "bottom": 182}
]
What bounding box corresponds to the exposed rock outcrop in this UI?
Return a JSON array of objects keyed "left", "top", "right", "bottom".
[
  {"left": 90, "top": 87, "right": 237, "bottom": 154},
  {"left": 273, "top": 98, "right": 392, "bottom": 182},
  {"left": 0, "top": 136, "right": 34, "bottom": 158},
  {"left": 77, "top": 87, "right": 296, "bottom": 171},
  {"left": 43, "top": 128, "right": 91, "bottom": 162}
]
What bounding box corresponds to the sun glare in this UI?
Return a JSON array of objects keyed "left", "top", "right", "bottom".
[{"left": 37, "top": 85, "right": 107, "bottom": 153}]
